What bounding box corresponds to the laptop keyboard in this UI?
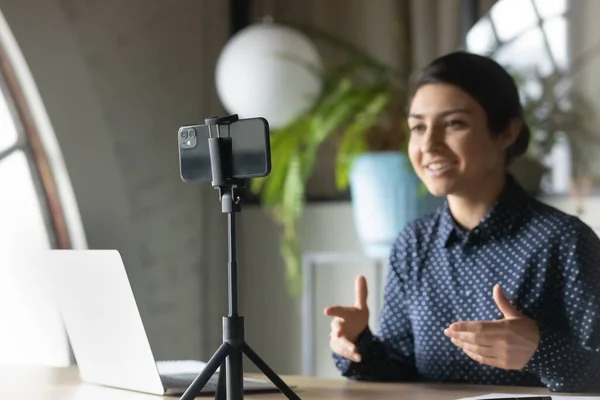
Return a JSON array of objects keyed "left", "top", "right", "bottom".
[
  {"left": 156, "top": 361, "right": 277, "bottom": 392},
  {"left": 161, "top": 372, "right": 276, "bottom": 390},
  {"left": 161, "top": 373, "right": 218, "bottom": 389}
]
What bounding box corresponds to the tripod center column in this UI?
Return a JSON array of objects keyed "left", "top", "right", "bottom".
[{"left": 223, "top": 316, "right": 245, "bottom": 345}]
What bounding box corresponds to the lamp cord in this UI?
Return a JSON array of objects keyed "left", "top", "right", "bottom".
[{"left": 262, "top": 0, "right": 275, "bottom": 23}]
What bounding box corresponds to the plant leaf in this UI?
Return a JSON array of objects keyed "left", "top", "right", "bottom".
[
  {"left": 281, "top": 233, "right": 302, "bottom": 297},
  {"left": 282, "top": 153, "right": 305, "bottom": 228},
  {"left": 250, "top": 127, "right": 292, "bottom": 194},
  {"left": 260, "top": 122, "right": 305, "bottom": 205}
]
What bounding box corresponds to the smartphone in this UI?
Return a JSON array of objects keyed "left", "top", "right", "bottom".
[{"left": 178, "top": 117, "right": 271, "bottom": 182}]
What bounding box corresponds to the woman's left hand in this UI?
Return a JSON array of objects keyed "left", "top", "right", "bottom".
[{"left": 444, "top": 284, "right": 540, "bottom": 370}]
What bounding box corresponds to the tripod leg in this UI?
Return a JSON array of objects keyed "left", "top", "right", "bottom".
[
  {"left": 214, "top": 361, "right": 226, "bottom": 400},
  {"left": 180, "top": 343, "right": 230, "bottom": 400},
  {"left": 241, "top": 343, "right": 301, "bottom": 400}
]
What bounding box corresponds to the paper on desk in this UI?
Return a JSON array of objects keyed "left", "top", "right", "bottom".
[
  {"left": 156, "top": 359, "right": 220, "bottom": 375},
  {"left": 458, "top": 393, "right": 600, "bottom": 400}
]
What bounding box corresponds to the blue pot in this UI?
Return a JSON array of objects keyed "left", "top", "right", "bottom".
[{"left": 349, "top": 152, "right": 443, "bottom": 259}]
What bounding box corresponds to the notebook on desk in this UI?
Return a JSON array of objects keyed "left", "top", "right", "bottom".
[
  {"left": 43, "top": 250, "right": 281, "bottom": 396},
  {"left": 459, "top": 393, "right": 600, "bottom": 400}
]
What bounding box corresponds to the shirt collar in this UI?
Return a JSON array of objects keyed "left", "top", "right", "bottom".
[{"left": 435, "top": 174, "right": 528, "bottom": 248}]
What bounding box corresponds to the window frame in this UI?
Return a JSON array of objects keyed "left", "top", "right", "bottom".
[{"left": 0, "top": 40, "right": 71, "bottom": 249}]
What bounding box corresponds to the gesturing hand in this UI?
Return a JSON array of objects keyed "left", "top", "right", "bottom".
[
  {"left": 444, "top": 284, "right": 540, "bottom": 370},
  {"left": 324, "top": 275, "right": 370, "bottom": 363}
]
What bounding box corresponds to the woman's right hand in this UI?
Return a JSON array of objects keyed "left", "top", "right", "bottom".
[{"left": 324, "top": 275, "right": 370, "bottom": 363}]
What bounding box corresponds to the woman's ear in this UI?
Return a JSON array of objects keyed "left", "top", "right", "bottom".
[{"left": 498, "top": 117, "right": 523, "bottom": 150}]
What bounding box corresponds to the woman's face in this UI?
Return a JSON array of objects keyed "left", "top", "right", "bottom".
[{"left": 407, "top": 83, "right": 516, "bottom": 197}]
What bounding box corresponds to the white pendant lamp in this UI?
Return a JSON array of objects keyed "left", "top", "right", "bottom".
[{"left": 215, "top": 20, "right": 323, "bottom": 129}]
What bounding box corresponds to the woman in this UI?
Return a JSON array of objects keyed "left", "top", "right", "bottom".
[{"left": 325, "top": 51, "right": 600, "bottom": 393}]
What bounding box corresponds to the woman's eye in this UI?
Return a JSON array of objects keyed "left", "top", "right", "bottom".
[
  {"left": 445, "top": 120, "right": 465, "bottom": 129},
  {"left": 410, "top": 124, "right": 426, "bottom": 133}
]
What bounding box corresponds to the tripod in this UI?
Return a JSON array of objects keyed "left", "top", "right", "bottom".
[{"left": 180, "top": 115, "right": 300, "bottom": 400}]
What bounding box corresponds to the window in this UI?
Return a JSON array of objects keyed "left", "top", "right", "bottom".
[
  {"left": 467, "top": 0, "right": 568, "bottom": 83},
  {"left": 0, "top": 56, "right": 69, "bottom": 251},
  {"left": 0, "top": 13, "right": 74, "bottom": 366},
  {"left": 466, "top": 0, "right": 572, "bottom": 194}
]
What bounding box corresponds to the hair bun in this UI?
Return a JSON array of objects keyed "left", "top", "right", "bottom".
[{"left": 507, "top": 122, "right": 531, "bottom": 162}]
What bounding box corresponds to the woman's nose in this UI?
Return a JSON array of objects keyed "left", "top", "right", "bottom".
[{"left": 420, "top": 126, "right": 443, "bottom": 152}]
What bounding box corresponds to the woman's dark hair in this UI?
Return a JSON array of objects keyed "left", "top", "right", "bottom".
[{"left": 413, "top": 51, "right": 530, "bottom": 164}]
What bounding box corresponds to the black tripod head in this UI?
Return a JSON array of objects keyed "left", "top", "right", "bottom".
[
  {"left": 205, "top": 114, "right": 247, "bottom": 213},
  {"left": 177, "top": 113, "right": 271, "bottom": 214}
]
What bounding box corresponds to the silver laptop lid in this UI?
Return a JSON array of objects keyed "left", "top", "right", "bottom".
[{"left": 45, "top": 250, "right": 165, "bottom": 395}]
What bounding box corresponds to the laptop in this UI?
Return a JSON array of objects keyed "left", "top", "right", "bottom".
[{"left": 43, "top": 249, "right": 280, "bottom": 396}]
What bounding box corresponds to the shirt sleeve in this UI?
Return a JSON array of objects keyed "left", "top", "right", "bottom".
[
  {"left": 332, "top": 228, "right": 418, "bottom": 381},
  {"left": 523, "top": 221, "right": 600, "bottom": 392}
]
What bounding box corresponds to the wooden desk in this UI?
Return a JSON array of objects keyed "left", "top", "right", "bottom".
[{"left": 1, "top": 365, "right": 564, "bottom": 399}]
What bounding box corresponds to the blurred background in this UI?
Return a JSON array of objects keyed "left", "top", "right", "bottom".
[{"left": 1, "top": 0, "right": 599, "bottom": 380}]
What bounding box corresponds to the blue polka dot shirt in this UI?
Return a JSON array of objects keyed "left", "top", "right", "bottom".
[{"left": 334, "top": 175, "right": 600, "bottom": 393}]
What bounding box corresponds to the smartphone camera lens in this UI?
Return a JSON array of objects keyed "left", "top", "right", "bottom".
[
  {"left": 188, "top": 129, "right": 196, "bottom": 138},
  {"left": 180, "top": 130, "right": 188, "bottom": 139}
]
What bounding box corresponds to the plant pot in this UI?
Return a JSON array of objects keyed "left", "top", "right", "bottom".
[{"left": 349, "top": 152, "right": 443, "bottom": 259}]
